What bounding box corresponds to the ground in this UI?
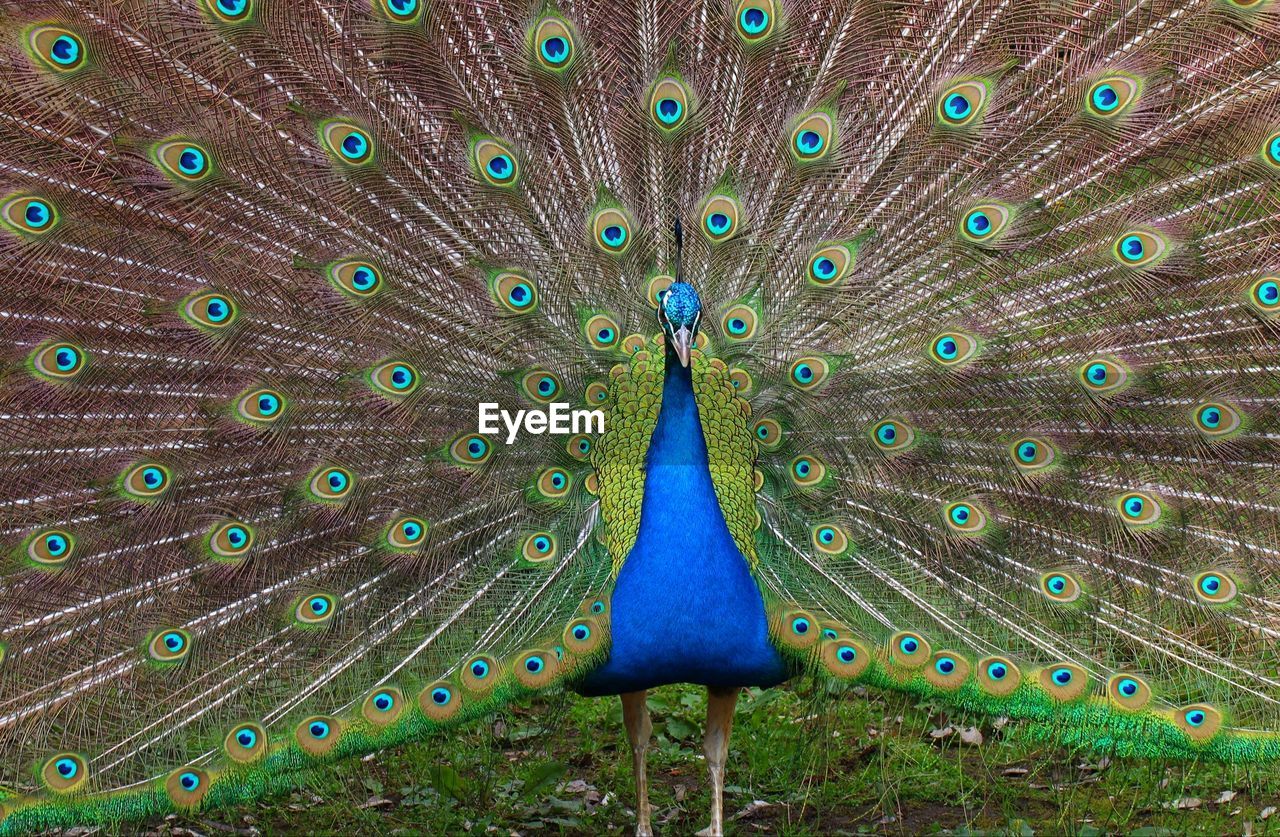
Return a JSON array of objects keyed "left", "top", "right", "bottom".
[{"left": 134, "top": 681, "right": 1280, "bottom": 836}]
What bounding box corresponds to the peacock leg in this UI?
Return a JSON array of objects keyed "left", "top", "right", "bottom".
[
  {"left": 697, "top": 686, "right": 740, "bottom": 837},
  {"left": 621, "top": 690, "right": 654, "bottom": 837}
]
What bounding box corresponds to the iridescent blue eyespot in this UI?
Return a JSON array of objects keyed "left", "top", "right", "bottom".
[
  {"left": 1017, "top": 441, "right": 1038, "bottom": 463},
  {"left": 486, "top": 155, "right": 513, "bottom": 180},
  {"left": 1123, "top": 496, "right": 1145, "bottom": 518},
  {"left": 1186, "top": 709, "right": 1205, "bottom": 727},
  {"left": 705, "top": 213, "right": 731, "bottom": 236},
  {"left": 257, "top": 394, "right": 279, "bottom": 416},
  {"left": 178, "top": 147, "right": 206, "bottom": 176},
  {"left": 46, "top": 534, "right": 68, "bottom": 556},
  {"left": 739, "top": 6, "right": 769, "bottom": 35},
  {"left": 602, "top": 225, "right": 626, "bottom": 247},
  {"left": 179, "top": 771, "right": 200, "bottom": 790},
  {"left": 326, "top": 471, "right": 347, "bottom": 492},
  {"left": 728, "top": 317, "right": 747, "bottom": 335},
  {"left": 1119, "top": 235, "right": 1144, "bottom": 262},
  {"left": 944, "top": 93, "right": 971, "bottom": 120},
  {"left": 950, "top": 505, "right": 971, "bottom": 525},
  {"left": 656, "top": 98, "right": 683, "bottom": 125},
  {"left": 237, "top": 729, "right": 257, "bottom": 747},
  {"left": 796, "top": 130, "right": 823, "bottom": 155},
  {"left": 541, "top": 36, "right": 569, "bottom": 65},
  {"left": 1086, "top": 363, "right": 1109, "bottom": 385},
  {"left": 142, "top": 467, "right": 164, "bottom": 488},
  {"left": 899, "top": 637, "right": 919, "bottom": 654},
  {"left": 373, "top": 691, "right": 394, "bottom": 711},
  {"left": 525, "top": 656, "right": 544, "bottom": 673},
  {"left": 340, "top": 132, "right": 368, "bottom": 160},
  {"left": 309, "top": 721, "right": 330, "bottom": 739},
  {"left": 50, "top": 35, "right": 81, "bottom": 65},
  {"left": 1269, "top": 135, "right": 1280, "bottom": 165},
  {"left": 822, "top": 628, "right": 838, "bottom": 640},
  {"left": 25, "top": 200, "right": 52, "bottom": 229},
  {"left": 573, "top": 624, "right": 591, "bottom": 641},
  {"left": 432, "top": 687, "right": 451, "bottom": 705},
  {"left": 1091, "top": 83, "right": 1119, "bottom": 112},
  {"left": 817, "top": 527, "right": 835, "bottom": 544},
  {"left": 471, "top": 660, "right": 490, "bottom": 679},
  {"left": 837, "top": 646, "right": 856, "bottom": 663},
  {"left": 389, "top": 365, "right": 414, "bottom": 390},
  {"left": 1046, "top": 575, "right": 1067, "bottom": 594},
  {"left": 205, "top": 296, "right": 230, "bottom": 323},
  {"left": 794, "top": 363, "right": 814, "bottom": 383},
  {"left": 877, "top": 423, "right": 897, "bottom": 445},
  {"left": 309, "top": 596, "right": 330, "bottom": 616},
  {"left": 1051, "top": 667, "right": 1073, "bottom": 685},
  {"left": 935, "top": 657, "right": 956, "bottom": 674},
  {"left": 1118, "top": 678, "right": 1138, "bottom": 697},
  {"left": 812, "top": 258, "right": 836, "bottom": 280},
  {"left": 965, "top": 211, "right": 991, "bottom": 237},
  {"left": 55, "top": 758, "right": 78, "bottom": 778},
  {"left": 987, "top": 662, "right": 1007, "bottom": 680},
  {"left": 791, "top": 617, "right": 810, "bottom": 635},
  {"left": 163, "top": 631, "right": 185, "bottom": 652},
  {"left": 218, "top": 0, "right": 248, "bottom": 13},
  {"left": 55, "top": 347, "right": 79, "bottom": 371},
  {"left": 1200, "top": 575, "right": 1221, "bottom": 595}
]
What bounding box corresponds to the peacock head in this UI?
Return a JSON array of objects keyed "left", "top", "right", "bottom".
[{"left": 658, "top": 281, "right": 701, "bottom": 367}]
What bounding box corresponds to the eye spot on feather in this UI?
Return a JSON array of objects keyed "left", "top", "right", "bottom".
[
  {"left": 449, "top": 433, "right": 492, "bottom": 466},
  {"left": 182, "top": 290, "right": 237, "bottom": 331},
  {"left": 420, "top": 682, "right": 462, "bottom": 721},
  {"left": 888, "top": 631, "right": 930, "bottom": 668},
  {"left": 27, "top": 528, "right": 75, "bottom": 568},
  {"left": 328, "top": 259, "right": 384, "bottom": 299},
  {"left": 209, "top": 520, "right": 254, "bottom": 560},
  {"left": 461, "top": 655, "right": 501, "bottom": 694},
  {"left": 308, "top": 466, "right": 354, "bottom": 502},
  {"left": 787, "top": 356, "right": 830, "bottom": 391},
  {"left": 165, "top": 767, "right": 211, "bottom": 809},
  {"left": 375, "top": 0, "right": 422, "bottom": 23},
  {"left": 564, "top": 616, "right": 604, "bottom": 655},
  {"left": 1039, "top": 663, "right": 1088, "bottom": 701},
  {"left": 153, "top": 139, "right": 214, "bottom": 183},
  {"left": 1174, "top": 704, "right": 1222, "bottom": 742},
  {"left": 1039, "top": 570, "right": 1082, "bottom": 604},
  {"left": 700, "top": 194, "right": 741, "bottom": 242},
  {"left": 489, "top": 271, "right": 537, "bottom": 314},
  {"left": 592, "top": 208, "right": 633, "bottom": 254},
  {"left": 122, "top": 463, "right": 172, "bottom": 500},
  {"left": 1077, "top": 357, "right": 1129, "bottom": 395},
  {"left": 753, "top": 418, "right": 782, "bottom": 449},
  {"left": 295, "top": 594, "right": 337, "bottom": 626},
  {"left": 521, "top": 532, "right": 558, "bottom": 564},
  {"left": 520, "top": 370, "right": 562, "bottom": 404},
  {"left": 26, "top": 26, "right": 88, "bottom": 73},
  {"left": 1107, "top": 673, "right": 1151, "bottom": 710},
  {"left": 791, "top": 112, "right": 834, "bottom": 162},
  {"left": 42, "top": 753, "right": 88, "bottom": 793},
  {"left": 1192, "top": 570, "right": 1238, "bottom": 604},
  {"left": 533, "top": 17, "right": 576, "bottom": 72},
  {"left": 807, "top": 243, "right": 853, "bottom": 286},
  {"left": 1086, "top": 75, "right": 1140, "bottom": 118},
  {"left": 296, "top": 716, "right": 341, "bottom": 756},
  {"left": 924, "top": 651, "right": 970, "bottom": 689},
  {"left": 320, "top": 120, "right": 374, "bottom": 166},
  {"left": 720, "top": 305, "right": 758, "bottom": 340},
  {"left": 870, "top": 418, "right": 915, "bottom": 453},
  {"left": 1192, "top": 401, "right": 1242, "bottom": 438},
  {"left": 735, "top": 0, "right": 776, "bottom": 42},
  {"left": 535, "top": 468, "right": 572, "bottom": 501},
  {"left": 1263, "top": 131, "right": 1280, "bottom": 169},
  {"left": 473, "top": 138, "right": 519, "bottom": 187},
  {"left": 821, "top": 633, "right": 870, "bottom": 679},
  {"left": 929, "top": 331, "right": 978, "bottom": 367},
  {"left": 960, "top": 204, "right": 1011, "bottom": 243},
  {"left": 205, "top": 0, "right": 253, "bottom": 22},
  {"left": 1010, "top": 436, "right": 1057, "bottom": 474},
  {"left": 225, "top": 722, "right": 268, "bottom": 762},
  {"left": 385, "top": 516, "right": 427, "bottom": 551},
  {"left": 235, "top": 388, "right": 285, "bottom": 426},
  {"left": 148, "top": 629, "right": 192, "bottom": 663},
  {"left": 1112, "top": 229, "right": 1167, "bottom": 267},
  {"left": 1115, "top": 491, "right": 1162, "bottom": 528},
  {"left": 937, "top": 80, "right": 988, "bottom": 128},
  {"left": 650, "top": 77, "right": 691, "bottom": 131},
  {"left": 943, "top": 501, "right": 988, "bottom": 535},
  {"left": 2, "top": 194, "right": 60, "bottom": 237},
  {"left": 771, "top": 607, "right": 820, "bottom": 650},
  {"left": 514, "top": 649, "right": 560, "bottom": 688},
  {"left": 1247, "top": 276, "right": 1280, "bottom": 317},
  {"left": 789, "top": 454, "right": 827, "bottom": 487},
  {"left": 585, "top": 314, "right": 621, "bottom": 350},
  {"left": 362, "top": 687, "right": 405, "bottom": 726},
  {"left": 369, "top": 360, "right": 419, "bottom": 398},
  {"left": 811, "top": 523, "right": 849, "bottom": 556},
  {"left": 977, "top": 656, "right": 1020, "bottom": 696},
  {"left": 566, "top": 433, "right": 592, "bottom": 460},
  {"left": 29, "top": 341, "right": 85, "bottom": 382}
]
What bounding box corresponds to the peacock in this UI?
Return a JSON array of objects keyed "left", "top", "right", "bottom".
[{"left": 2, "top": 0, "right": 1280, "bottom": 832}]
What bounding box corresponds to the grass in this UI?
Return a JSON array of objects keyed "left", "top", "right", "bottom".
[{"left": 140, "top": 680, "right": 1280, "bottom": 835}]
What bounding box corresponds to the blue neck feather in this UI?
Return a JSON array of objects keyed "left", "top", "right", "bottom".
[{"left": 577, "top": 350, "right": 788, "bottom": 696}]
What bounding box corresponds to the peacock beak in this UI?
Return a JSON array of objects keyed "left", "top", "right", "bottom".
[{"left": 672, "top": 325, "right": 693, "bottom": 367}]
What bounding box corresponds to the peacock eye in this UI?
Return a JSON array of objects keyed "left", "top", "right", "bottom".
[
  {"left": 811, "top": 523, "right": 849, "bottom": 555},
  {"left": 473, "top": 138, "right": 520, "bottom": 187},
  {"left": 790, "top": 617, "right": 811, "bottom": 636},
  {"left": 450, "top": 433, "right": 492, "bottom": 465},
  {"left": 433, "top": 687, "right": 451, "bottom": 704},
  {"left": 1078, "top": 357, "right": 1129, "bottom": 395},
  {"left": 1115, "top": 491, "right": 1162, "bottom": 527},
  {"left": 28, "top": 528, "right": 75, "bottom": 567},
  {"left": 522, "top": 532, "right": 558, "bottom": 563},
  {"left": 209, "top": 520, "right": 254, "bottom": 559},
  {"left": 320, "top": 120, "right": 374, "bottom": 166},
  {"left": 700, "top": 194, "right": 741, "bottom": 242},
  {"left": 375, "top": 0, "right": 421, "bottom": 22},
  {"left": 123, "top": 463, "right": 172, "bottom": 499},
  {"left": 1009, "top": 435, "right": 1056, "bottom": 473},
  {"left": 182, "top": 290, "right": 237, "bottom": 330},
  {"left": 533, "top": 17, "right": 576, "bottom": 71},
  {"left": 650, "top": 77, "right": 691, "bottom": 131},
  {"left": 735, "top": 0, "right": 776, "bottom": 41},
  {"left": 789, "top": 454, "right": 827, "bottom": 487},
  {"left": 1247, "top": 275, "right": 1280, "bottom": 319},
  {"left": 1112, "top": 229, "right": 1167, "bottom": 267},
  {"left": 585, "top": 314, "right": 621, "bottom": 350},
  {"left": 592, "top": 208, "right": 633, "bottom": 254},
  {"left": 309, "top": 466, "right": 354, "bottom": 501},
  {"left": 871, "top": 418, "right": 916, "bottom": 453},
  {"left": 944, "top": 500, "right": 989, "bottom": 535},
  {"left": 1086, "top": 75, "right": 1140, "bottom": 118},
  {"left": 1192, "top": 401, "right": 1242, "bottom": 438},
  {"left": 807, "top": 243, "right": 854, "bottom": 286},
  {"left": 787, "top": 356, "right": 830, "bottom": 391},
  {"left": 43, "top": 753, "right": 88, "bottom": 792},
  {"left": 29, "top": 341, "right": 85, "bottom": 382},
  {"left": 328, "top": 259, "right": 384, "bottom": 299},
  {"left": 295, "top": 594, "right": 337, "bottom": 625},
  {"left": 154, "top": 140, "right": 214, "bottom": 183},
  {"left": 720, "top": 305, "right": 758, "bottom": 340},
  {"left": 960, "top": 203, "right": 1012, "bottom": 243},
  {"left": 937, "top": 80, "right": 989, "bottom": 127},
  {"left": 148, "top": 628, "right": 192, "bottom": 662},
  {"left": 1039, "top": 570, "right": 1082, "bottom": 603},
  {"left": 929, "top": 331, "right": 979, "bottom": 367},
  {"left": 207, "top": 0, "right": 252, "bottom": 21},
  {"left": 3, "top": 194, "right": 60, "bottom": 236},
  {"left": 536, "top": 468, "right": 572, "bottom": 500},
  {"left": 1192, "top": 569, "right": 1238, "bottom": 604},
  {"left": 791, "top": 112, "right": 834, "bottom": 162},
  {"left": 27, "top": 27, "right": 88, "bottom": 73},
  {"left": 369, "top": 360, "right": 419, "bottom": 398}
]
